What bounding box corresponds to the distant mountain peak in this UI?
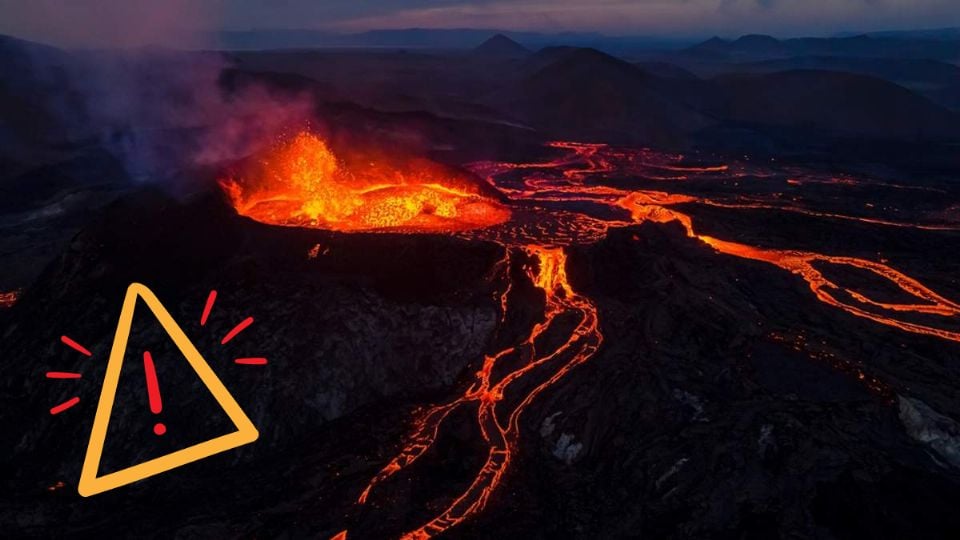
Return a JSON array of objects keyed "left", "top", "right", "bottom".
[
  {"left": 556, "top": 47, "right": 634, "bottom": 69},
  {"left": 687, "top": 36, "right": 730, "bottom": 54},
  {"left": 474, "top": 33, "right": 530, "bottom": 57},
  {"left": 703, "top": 36, "right": 729, "bottom": 45},
  {"left": 687, "top": 34, "right": 787, "bottom": 56},
  {"left": 734, "top": 34, "right": 781, "bottom": 45},
  {"left": 731, "top": 34, "right": 786, "bottom": 54},
  {"left": 526, "top": 47, "right": 644, "bottom": 83}
]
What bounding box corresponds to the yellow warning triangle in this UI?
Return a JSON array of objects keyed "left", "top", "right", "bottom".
[{"left": 78, "top": 283, "right": 259, "bottom": 497}]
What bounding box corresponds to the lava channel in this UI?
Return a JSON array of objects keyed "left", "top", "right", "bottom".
[{"left": 356, "top": 246, "right": 601, "bottom": 539}]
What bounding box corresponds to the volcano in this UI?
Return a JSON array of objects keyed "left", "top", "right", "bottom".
[
  {"left": 473, "top": 34, "right": 530, "bottom": 58},
  {"left": 5, "top": 136, "right": 960, "bottom": 538},
  {"left": 4, "top": 26, "right": 960, "bottom": 540}
]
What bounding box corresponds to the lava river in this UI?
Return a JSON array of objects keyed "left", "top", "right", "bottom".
[{"left": 222, "top": 133, "right": 960, "bottom": 539}]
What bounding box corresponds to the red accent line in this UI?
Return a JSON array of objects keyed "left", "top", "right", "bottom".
[
  {"left": 200, "top": 290, "right": 217, "bottom": 326},
  {"left": 50, "top": 397, "right": 80, "bottom": 415},
  {"left": 143, "top": 351, "right": 163, "bottom": 414},
  {"left": 46, "top": 371, "right": 82, "bottom": 379},
  {"left": 221, "top": 317, "right": 254, "bottom": 345},
  {"left": 234, "top": 357, "right": 268, "bottom": 365},
  {"left": 60, "top": 335, "right": 92, "bottom": 357}
]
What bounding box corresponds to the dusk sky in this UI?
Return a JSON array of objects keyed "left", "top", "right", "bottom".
[{"left": 1, "top": 0, "right": 959, "bottom": 47}]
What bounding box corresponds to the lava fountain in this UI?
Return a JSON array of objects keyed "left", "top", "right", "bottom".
[{"left": 221, "top": 132, "right": 510, "bottom": 232}]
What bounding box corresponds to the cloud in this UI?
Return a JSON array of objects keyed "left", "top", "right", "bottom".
[
  {"left": 321, "top": 0, "right": 960, "bottom": 36},
  {"left": 1, "top": 0, "right": 959, "bottom": 42},
  {"left": 0, "top": 0, "right": 218, "bottom": 47}
]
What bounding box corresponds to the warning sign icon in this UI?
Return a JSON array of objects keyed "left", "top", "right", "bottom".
[{"left": 77, "top": 283, "right": 259, "bottom": 497}]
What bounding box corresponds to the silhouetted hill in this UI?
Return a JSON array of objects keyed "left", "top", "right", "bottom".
[
  {"left": 520, "top": 46, "right": 579, "bottom": 73},
  {"left": 0, "top": 33, "right": 66, "bottom": 63},
  {"left": 731, "top": 34, "right": 788, "bottom": 55},
  {"left": 684, "top": 35, "right": 787, "bottom": 60},
  {"left": 493, "top": 47, "right": 712, "bottom": 145},
  {"left": 473, "top": 34, "right": 529, "bottom": 57},
  {"left": 213, "top": 28, "right": 687, "bottom": 53},
  {"left": 729, "top": 56, "right": 960, "bottom": 110},
  {"left": 688, "top": 37, "right": 728, "bottom": 55},
  {"left": 685, "top": 34, "right": 960, "bottom": 61},
  {"left": 792, "top": 35, "right": 960, "bottom": 60},
  {"left": 738, "top": 55, "right": 960, "bottom": 86},
  {"left": 504, "top": 46, "right": 960, "bottom": 144},
  {"left": 714, "top": 70, "right": 960, "bottom": 141},
  {"left": 0, "top": 35, "right": 81, "bottom": 168},
  {"left": 853, "top": 27, "right": 960, "bottom": 41}
]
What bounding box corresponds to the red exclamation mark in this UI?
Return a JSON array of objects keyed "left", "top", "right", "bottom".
[{"left": 143, "top": 351, "right": 166, "bottom": 436}]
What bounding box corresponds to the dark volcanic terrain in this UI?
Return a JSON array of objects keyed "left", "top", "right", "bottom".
[{"left": 2, "top": 29, "right": 960, "bottom": 540}]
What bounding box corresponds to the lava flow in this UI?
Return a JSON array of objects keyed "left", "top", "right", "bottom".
[
  {"left": 357, "top": 246, "right": 601, "bottom": 539},
  {"left": 222, "top": 132, "right": 960, "bottom": 538}
]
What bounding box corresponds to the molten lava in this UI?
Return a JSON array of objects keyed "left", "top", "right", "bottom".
[
  {"left": 226, "top": 135, "right": 960, "bottom": 539},
  {"left": 221, "top": 132, "right": 510, "bottom": 232},
  {"left": 357, "top": 247, "right": 601, "bottom": 539}
]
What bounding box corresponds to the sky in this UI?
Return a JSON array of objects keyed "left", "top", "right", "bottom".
[{"left": 1, "top": 0, "right": 959, "bottom": 47}]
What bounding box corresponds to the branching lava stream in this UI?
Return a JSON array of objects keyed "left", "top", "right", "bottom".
[
  {"left": 221, "top": 132, "right": 960, "bottom": 538},
  {"left": 356, "top": 246, "right": 601, "bottom": 539}
]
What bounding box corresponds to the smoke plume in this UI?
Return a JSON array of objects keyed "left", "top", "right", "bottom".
[{"left": 2, "top": 1, "right": 316, "bottom": 184}]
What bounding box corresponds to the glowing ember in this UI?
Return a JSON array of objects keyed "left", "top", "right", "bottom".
[
  {"left": 221, "top": 132, "right": 510, "bottom": 232},
  {"left": 0, "top": 290, "right": 20, "bottom": 308}
]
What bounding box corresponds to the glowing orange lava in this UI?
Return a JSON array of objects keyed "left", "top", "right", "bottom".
[
  {"left": 695, "top": 235, "right": 960, "bottom": 342},
  {"left": 472, "top": 142, "right": 960, "bottom": 344},
  {"left": 358, "top": 247, "right": 601, "bottom": 539},
  {"left": 227, "top": 136, "right": 960, "bottom": 538},
  {"left": 221, "top": 132, "right": 510, "bottom": 232}
]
